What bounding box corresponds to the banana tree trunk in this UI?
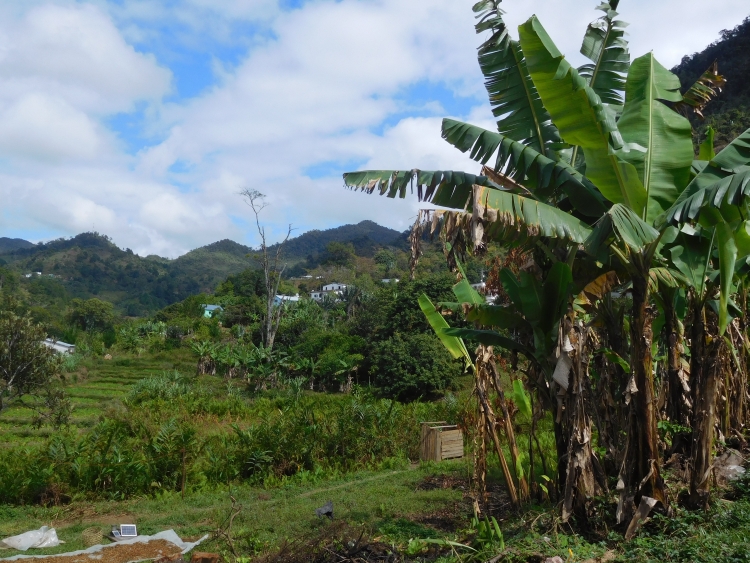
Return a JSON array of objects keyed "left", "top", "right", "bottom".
[
  {"left": 689, "top": 303, "right": 718, "bottom": 509},
  {"left": 561, "top": 321, "right": 606, "bottom": 523},
  {"left": 622, "top": 272, "right": 668, "bottom": 516},
  {"left": 665, "top": 294, "right": 690, "bottom": 427}
]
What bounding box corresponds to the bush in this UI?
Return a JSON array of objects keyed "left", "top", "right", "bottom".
[{"left": 371, "top": 332, "right": 460, "bottom": 401}]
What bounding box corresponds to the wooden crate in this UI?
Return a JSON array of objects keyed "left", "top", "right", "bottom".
[{"left": 420, "top": 422, "right": 464, "bottom": 462}]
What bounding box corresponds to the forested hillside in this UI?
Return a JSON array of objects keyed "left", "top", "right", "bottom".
[
  {"left": 0, "top": 221, "right": 402, "bottom": 316},
  {"left": 673, "top": 16, "right": 750, "bottom": 148}
]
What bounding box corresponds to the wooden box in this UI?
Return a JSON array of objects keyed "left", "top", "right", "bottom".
[{"left": 420, "top": 422, "right": 464, "bottom": 462}]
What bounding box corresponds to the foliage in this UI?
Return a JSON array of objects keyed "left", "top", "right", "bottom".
[
  {"left": 371, "top": 333, "right": 461, "bottom": 401},
  {"left": 0, "top": 307, "right": 68, "bottom": 426},
  {"left": 67, "top": 298, "right": 115, "bottom": 332}
]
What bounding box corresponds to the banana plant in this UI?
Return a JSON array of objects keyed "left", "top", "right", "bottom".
[{"left": 343, "top": 0, "right": 749, "bottom": 519}]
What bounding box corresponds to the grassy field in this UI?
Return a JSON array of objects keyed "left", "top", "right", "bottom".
[
  {"left": 0, "top": 350, "right": 198, "bottom": 448},
  {"left": 3, "top": 351, "right": 750, "bottom": 562}
]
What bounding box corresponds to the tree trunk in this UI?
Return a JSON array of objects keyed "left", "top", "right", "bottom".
[
  {"left": 665, "top": 293, "right": 690, "bottom": 427},
  {"left": 561, "top": 321, "right": 606, "bottom": 524},
  {"left": 621, "top": 272, "right": 668, "bottom": 517},
  {"left": 689, "top": 304, "right": 719, "bottom": 509}
]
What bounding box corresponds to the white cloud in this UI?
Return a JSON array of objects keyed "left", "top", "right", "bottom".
[{"left": 0, "top": 0, "right": 747, "bottom": 258}]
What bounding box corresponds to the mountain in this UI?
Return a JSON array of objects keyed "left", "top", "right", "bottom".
[
  {"left": 0, "top": 237, "right": 33, "bottom": 255},
  {"left": 0, "top": 221, "right": 402, "bottom": 315},
  {"left": 672, "top": 16, "right": 750, "bottom": 149}
]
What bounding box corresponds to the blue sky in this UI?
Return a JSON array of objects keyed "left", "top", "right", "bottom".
[{"left": 0, "top": 0, "right": 746, "bottom": 257}]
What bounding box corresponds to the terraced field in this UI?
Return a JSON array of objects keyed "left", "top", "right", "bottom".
[{"left": 0, "top": 349, "right": 197, "bottom": 448}]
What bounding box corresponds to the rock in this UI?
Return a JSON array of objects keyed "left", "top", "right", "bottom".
[
  {"left": 714, "top": 449, "right": 746, "bottom": 484},
  {"left": 315, "top": 500, "right": 334, "bottom": 519},
  {"left": 104, "top": 354, "right": 112, "bottom": 360},
  {"left": 545, "top": 557, "right": 564, "bottom": 563}
]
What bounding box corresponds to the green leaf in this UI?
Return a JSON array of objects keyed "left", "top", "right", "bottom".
[
  {"left": 659, "top": 128, "right": 750, "bottom": 227},
  {"left": 418, "top": 294, "right": 472, "bottom": 367},
  {"left": 512, "top": 379, "right": 532, "bottom": 418},
  {"left": 342, "top": 169, "right": 499, "bottom": 210},
  {"left": 699, "top": 126, "right": 716, "bottom": 161},
  {"left": 473, "top": 0, "right": 561, "bottom": 155},
  {"left": 453, "top": 260, "right": 485, "bottom": 305},
  {"left": 440, "top": 302, "right": 528, "bottom": 330},
  {"left": 541, "top": 262, "right": 573, "bottom": 335},
  {"left": 519, "top": 16, "right": 647, "bottom": 214},
  {"left": 716, "top": 223, "right": 737, "bottom": 334},
  {"left": 585, "top": 203, "right": 660, "bottom": 254},
  {"left": 444, "top": 328, "right": 534, "bottom": 358},
  {"left": 668, "top": 233, "right": 712, "bottom": 292},
  {"left": 617, "top": 53, "right": 694, "bottom": 225},
  {"left": 600, "top": 347, "right": 631, "bottom": 374},
  {"left": 578, "top": 1, "right": 630, "bottom": 105},
  {"left": 441, "top": 119, "right": 608, "bottom": 216}
]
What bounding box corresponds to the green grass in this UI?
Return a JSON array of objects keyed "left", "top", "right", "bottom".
[{"left": 0, "top": 460, "right": 469, "bottom": 559}]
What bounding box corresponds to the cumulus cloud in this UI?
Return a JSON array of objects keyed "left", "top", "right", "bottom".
[{"left": 0, "top": 0, "right": 747, "bottom": 257}]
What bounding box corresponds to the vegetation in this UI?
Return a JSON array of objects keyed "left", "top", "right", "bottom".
[{"left": 345, "top": 0, "right": 750, "bottom": 534}]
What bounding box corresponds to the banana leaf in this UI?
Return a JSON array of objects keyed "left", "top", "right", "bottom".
[
  {"left": 519, "top": 15, "right": 647, "bottom": 214},
  {"left": 674, "top": 61, "right": 727, "bottom": 118},
  {"left": 418, "top": 294, "right": 472, "bottom": 368},
  {"left": 585, "top": 203, "right": 660, "bottom": 254},
  {"left": 342, "top": 169, "right": 500, "bottom": 210},
  {"left": 578, "top": 1, "right": 630, "bottom": 105},
  {"left": 473, "top": 0, "right": 562, "bottom": 155},
  {"left": 441, "top": 119, "right": 608, "bottom": 216},
  {"left": 617, "top": 53, "right": 694, "bottom": 225}
]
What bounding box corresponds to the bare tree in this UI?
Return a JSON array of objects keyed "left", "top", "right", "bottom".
[{"left": 240, "top": 189, "right": 293, "bottom": 351}]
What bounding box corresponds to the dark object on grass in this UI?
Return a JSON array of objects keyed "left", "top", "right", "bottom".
[{"left": 315, "top": 501, "right": 334, "bottom": 520}]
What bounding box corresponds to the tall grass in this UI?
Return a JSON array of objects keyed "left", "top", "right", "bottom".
[{"left": 0, "top": 379, "right": 469, "bottom": 504}]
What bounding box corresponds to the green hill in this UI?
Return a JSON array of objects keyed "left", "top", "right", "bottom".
[
  {"left": 672, "top": 15, "right": 750, "bottom": 149},
  {"left": 0, "top": 237, "right": 33, "bottom": 255},
  {"left": 0, "top": 221, "right": 402, "bottom": 316}
]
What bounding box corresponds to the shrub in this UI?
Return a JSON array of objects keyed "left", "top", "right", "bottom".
[{"left": 370, "top": 332, "right": 460, "bottom": 401}]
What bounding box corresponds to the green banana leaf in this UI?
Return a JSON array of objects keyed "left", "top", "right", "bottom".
[
  {"left": 519, "top": 15, "right": 647, "bottom": 214},
  {"left": 699, "top": 126, "right": 716, "bottom": 161},
  {"left": 438, "top": 302, "right": 528, "bottom": 330},
  {"left": 342, "top": 169, "right": 499, "bottom": 210},
  {"left": 512, "top": 379, "right": 532, "bottom": 418},
  {"left": 444, "top": 327, "right": 534, "bottom": 358},
  {"left": 658, "top": 128, "right": 750, "bottom": 227},
  {"left": 617, "top": 53, "right": 694, "bottom": 225},
  {"left": 441, "top": 119, "right": 608, "bottom": 216},
  {"left": 473, "top": 0, "right": 561, "bottom": 155},
  {"left": 578, "top": 1, "right": 630, "bottom": 105},
  {"left": 585, "top": 203, "right": 660, "bottom": 254},
  {"left": 418, "top": 294, "right": 472, "bottom": 368},
  {"left": 668, "top": 233, "right": 712, "bottom": 292},
  {"left": 716, "top": 223, "right": 737, "bottom": 334},
  {"left": 674, "top": 61, "right": 727, "bottom": 118}
]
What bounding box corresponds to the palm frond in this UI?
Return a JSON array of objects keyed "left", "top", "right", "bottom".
[
  {"left": 342, "top": 169, "right": 500, "bottom": 210},
  {"left": 674, "top": 60, "right": 727, "bottom": 119},
  {"left": 578, "top": 1, "right": 630, "bottom": 105},
  {"left": 426, "top": 185, "right": 593, "bottom": 255},
  {"left": 442, "top": 118, "right": 608, "bottom": 216},
  {"left": 473, "top": 0, "right": 561, "bottom": 155}
]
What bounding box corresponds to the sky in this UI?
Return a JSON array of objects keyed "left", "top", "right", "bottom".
[{"left": 0, "top": 0, "right": 746, "bottom": 257}]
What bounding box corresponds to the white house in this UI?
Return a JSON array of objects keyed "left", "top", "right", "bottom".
[
  {"left": 381, "top": 278, "right": 400, "bottom": 284},
  {"left": 43, "top": 339, "right": 76, "bottom": 354},
  {"left": 274, "top": 294, "right": 300, "bottom": 306},
  {"left": 322, "top": 283, "right": 347, "bottom": 292}
]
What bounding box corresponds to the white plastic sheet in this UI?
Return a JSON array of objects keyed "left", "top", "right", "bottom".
[
  {"left": 1, "top": 528, "right": 60, "bottom": 551},
  {"left": 0, "top": 530, "right": 208, "bottom": 561}
]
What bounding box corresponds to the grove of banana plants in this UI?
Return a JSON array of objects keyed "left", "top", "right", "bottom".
[{"left": 345, "top": 0, "right": 749, "bottom": 532}]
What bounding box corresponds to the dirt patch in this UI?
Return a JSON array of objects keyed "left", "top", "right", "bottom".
[
  {"left": 255, "top": 521, "right": 446, "bottom": 563},
  {"left": 414, "top": 475, "right": 466, "bottom": 492},
  {"left": 2, "top": 539, "right": 182, "bottom": 563}
]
